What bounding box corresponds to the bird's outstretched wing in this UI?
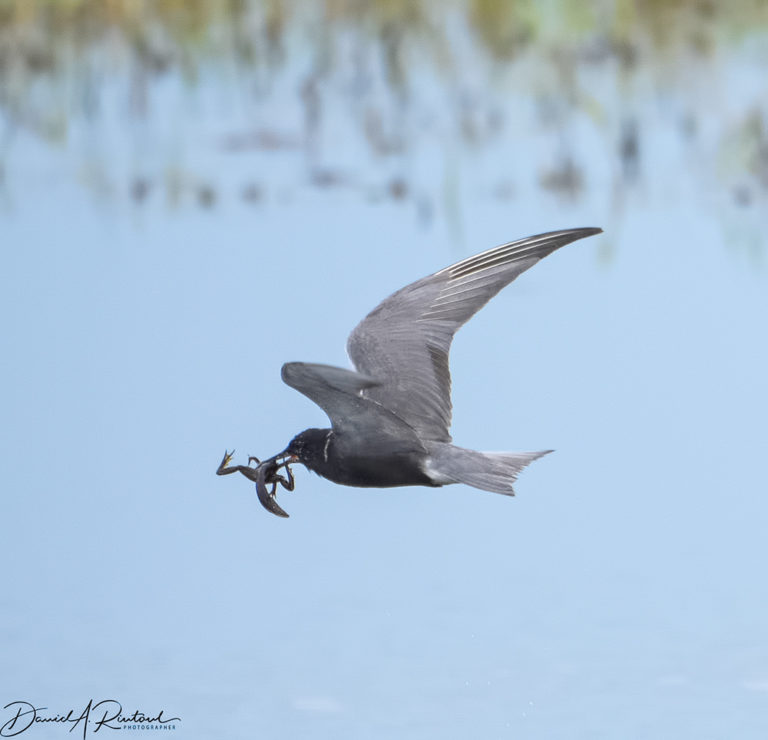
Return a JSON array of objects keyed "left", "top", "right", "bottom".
[
  {"left": 281, "top": 362, "right": 380, "bottom": 432},
  {"left": 281, "top": 361, "right": 427, "bottom": 449},
  {"left": 346, "top": 227, "right": 602, "bottom": 442}
]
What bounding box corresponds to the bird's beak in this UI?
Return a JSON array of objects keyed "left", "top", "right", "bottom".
[{"left": 277, "top": 449, "right": 299, "bottom": 464}]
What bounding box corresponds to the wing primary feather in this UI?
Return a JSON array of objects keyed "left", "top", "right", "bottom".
[{"left": 444, "top": 227, "right": 602, "bottom": 279}]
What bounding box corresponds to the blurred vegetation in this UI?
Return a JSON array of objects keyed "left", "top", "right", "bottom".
[{"left": 1, "top": 0, "right": 767, "bottom": 223}]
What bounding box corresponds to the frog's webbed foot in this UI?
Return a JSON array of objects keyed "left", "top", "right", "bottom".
[{"left": 216, "top": 450, "right": 238, "bottom": 475}]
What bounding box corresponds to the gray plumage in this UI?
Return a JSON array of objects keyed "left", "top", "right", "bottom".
[{"left": 280, "top": 227, "right": 602, "bottom": 497}]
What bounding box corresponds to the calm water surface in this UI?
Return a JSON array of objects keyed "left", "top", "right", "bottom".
[{"left": 1, "top": 3, "right": 767, "bottom": 738}]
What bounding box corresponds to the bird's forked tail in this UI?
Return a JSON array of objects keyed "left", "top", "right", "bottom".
[{"left": 425, "top": 442, "right": 552, "bottom": 496}]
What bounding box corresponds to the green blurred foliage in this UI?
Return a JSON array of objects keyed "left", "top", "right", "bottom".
[{"left": 1, "top": 0, "right": 767, "bottom": 218}]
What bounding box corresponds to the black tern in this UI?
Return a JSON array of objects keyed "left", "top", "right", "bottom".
[{"left": 217, "top": 227, "right": 602, "bottom": 517}]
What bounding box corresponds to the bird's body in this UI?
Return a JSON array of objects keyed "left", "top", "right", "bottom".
[
  {"left": 287, "top": 427, "right": 437, "bottom": 488},
  {"left": 218, "top": 227, "right": 602, "bottom": 516}
]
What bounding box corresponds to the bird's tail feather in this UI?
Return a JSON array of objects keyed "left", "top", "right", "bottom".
[{"left": 426, "top": 442, "right": 552, "bottom": 496}]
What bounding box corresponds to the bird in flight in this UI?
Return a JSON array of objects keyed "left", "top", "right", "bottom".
[{"left": 217, "top": 227, "right": 602, "bottom": 517}]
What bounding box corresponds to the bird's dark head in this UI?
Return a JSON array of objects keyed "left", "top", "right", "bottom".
[{"left": 285, "top": 428, "right": 331, "bottom": 469}]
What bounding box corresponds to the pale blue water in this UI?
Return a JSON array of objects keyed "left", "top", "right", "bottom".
[{"left": 2, "top": 26, "right": 768, "bottom": 740}]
